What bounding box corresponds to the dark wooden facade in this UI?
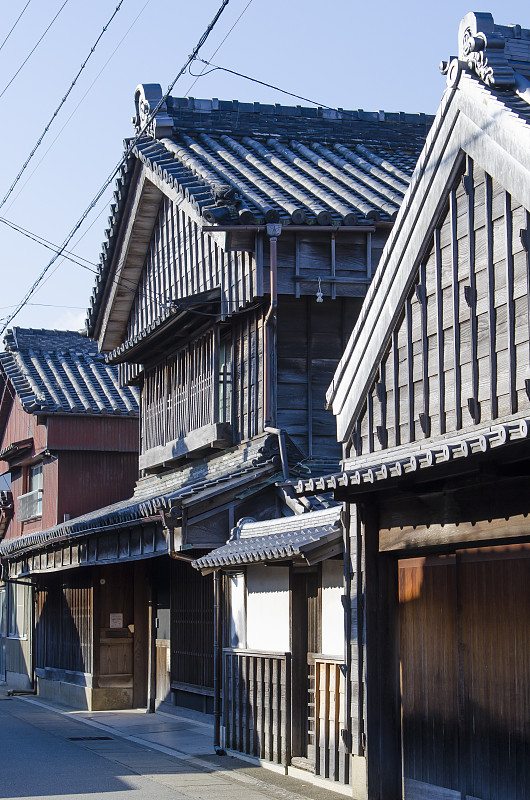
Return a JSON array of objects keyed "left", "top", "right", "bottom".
[
  {"left": 80, "top": 88, "right": 431, "bottom": 729},
  {"left": 312, "top": 13, "right": 530, "bottom": 800}
]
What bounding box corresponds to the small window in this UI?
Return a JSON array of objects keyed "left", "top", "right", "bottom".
[
  {"left": 29, "top": 464, "right": 43, "bottom": 517},
  {"left": 219, "top": 336, "right": 232, "bottom": 424},
  {"left": 228, "top": 573, "right": 246, "bottom": 649},
  {"left": 7, "top": 582, "right": 26, "bottom": 639}
]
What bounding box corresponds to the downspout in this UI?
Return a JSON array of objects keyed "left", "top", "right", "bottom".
[
  {"left": 213, "top": 570, "right": 224, "bottom": 752},
  {"left": 146, "top": 573, "right": 156, "bottom": 713},
  {"left": 263, "top": 223, "right": 282, "bottom": 428}
]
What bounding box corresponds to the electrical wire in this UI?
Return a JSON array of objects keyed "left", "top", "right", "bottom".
[
  {"left": 0, "top": 0, "right": 33, "bottom": 55},
  {"left": 0, "top": 0, "right": 127, "bottom": 211},
  {"left": 0, "top": 0, "right": 233, "bottom": 336},
  {"left": 0, "top": 0, "right": 70, "bottom": 101},
  {"left": 183, "top": 0, "right": 255, "bottom": 95},
  {"left": 4, "top": 0, "right": 153, "bottom": 214},
  {"left": 0, "top": 216, "right": 99, "bottom": 269},
  {"left": 193, "top": 57, "right": 348, "bottom": 117}
]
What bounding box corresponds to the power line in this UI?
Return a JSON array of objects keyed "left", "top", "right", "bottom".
[
  {"left": 0, "top": 216, "right": 98, "bottom": 270},
  {"left": 4, "top": 0, "right": 153, "bottom": 213},
  {"left": 192, "top": 57, "right": 345, "bottom": 115},
  {"left": 0, "top": 0, "right": 233, "bottom": 336},
  {"left": 0, "top": 0, "right": 70, "bottom": 101},
  {"left": 0, "top": 0, "right": 33, "bottom": 55},
  {"left": 183, "top": 0, "right": 254, "bottom": 95},
  {"left": 0, "top": 0, "right": 127, "bottom": 211}
]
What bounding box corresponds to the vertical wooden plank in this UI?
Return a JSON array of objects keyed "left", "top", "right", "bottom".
[
  {"left": 331, "top": 233, "right": 337, "bottom": 301},
  {"left": 419, "top": 262, "right": 430, "bottom": 435},
  {"left": 264, "top": 656, "right": 271, "bottom": 761},
  {"left": 406, "top": 296, "right": 414, "bottom": 442},
  {"left": 295, "top": 233, "right": 301, "bottom": 298},
  {"left": 248, "top": 656, "right": 256, "bottom": 756},
  {"left": 393, "top": 330, "right": 400, "bottom": 445},
  {"left": 505, "top": 192, "right": 517, "bottom": 414},
  {"left": 306, "top": 298, "right": 313, "bottom": 458},
  {"left": 314, "top": 660, "right": 321, "bottom": 775},
  {"left": 465, "top": 161, "right": 480, "bottom": 423},
  {"left": 450, "top": 189, "right": 462, "bottom": 429},
  {"left": 247, "top": 317, "right": 252, "bottom": 441},
  {"left": 485, "top": 174, "right": 498, "bottom": 419}
]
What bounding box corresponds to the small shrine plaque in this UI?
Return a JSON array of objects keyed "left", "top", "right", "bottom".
[{"left": 109, "top": 613, "right": 123, "bottom": 629}]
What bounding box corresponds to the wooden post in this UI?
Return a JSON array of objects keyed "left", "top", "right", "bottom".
[
  {"left": 364, "top": 501, "right": 402, "bottom": 800},
  {"left": 146, "top": 570, "right": 156, "bottom": 713},
  {"left": 213, "top": 571, "right": 222, "bottom": 749}
]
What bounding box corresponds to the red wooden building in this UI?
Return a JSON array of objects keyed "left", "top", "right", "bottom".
[{"left": 0, "top": 328, "right": 138, "bottom": 696}]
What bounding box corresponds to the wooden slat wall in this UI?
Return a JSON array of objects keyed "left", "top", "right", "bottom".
[
  {"left": 352, "top": 160, "right": 530, "bottom": 457},
  {"left": 170, "top": 560, "right": 214, "bottom": 690},
  {"left": 142, "top": 330, "right": 215, "bottom": 452},
  {"left": 307, "top": 657, "right": 349, "bottom": 783},
  {"left": 36, "top": 574, "right": 93, "bottom": 674},
  {"left": 126, "top": 198, "right": 257, "bottom": 343},
  {"left": 277, "top": 296, "right": 362, "bottom": 459},
  {"left": 231, "top": 308, "right": 264, "bottom": 444},
  {"left": 223, "top": 649, "right": 291, "bottom": 765},
  {"left": 400, "top": 550, "right": 530, "bottom": 800}
]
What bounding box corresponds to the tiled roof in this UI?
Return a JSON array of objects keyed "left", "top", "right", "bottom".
[
  {"left": 86, "top": 95, "right": 433, "bottom": 334},
  {"left": 193, "top": 505, "right": 341, "bottom": 570},
  {"left": 0, "top": 328, "right": 138, "bottom": 416},
  {"left": 0, "top": 432, "right": 283, "bottom": 558}
]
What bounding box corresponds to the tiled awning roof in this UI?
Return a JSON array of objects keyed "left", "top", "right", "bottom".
[
  {"left": 287, "top": 420, "right": 530, "bottom": 497},
  {"left": 193, "top": 505, "right": 342, "bottom": 571},
  {"left": 0, "top": 432, "right": 287, "bottom": 560},
  {"left": 0, "top": 328, "right": 138, "bottom": 416}
]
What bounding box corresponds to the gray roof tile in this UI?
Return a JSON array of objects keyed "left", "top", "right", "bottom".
[
  {"left": 193, "top": 506, "right": 341, "bottom": 569},
  {"left": 0, "top": 328, "right": 138, "bottom": 416},
  {"left": 87, "top": 95, "right": 434, "bottom": 334}
]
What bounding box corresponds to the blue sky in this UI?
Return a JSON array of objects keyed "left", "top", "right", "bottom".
[{"left": 0, "top": 0, "right": 528, "bottom": 333}]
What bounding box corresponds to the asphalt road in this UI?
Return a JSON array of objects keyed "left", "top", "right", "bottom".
[{"left": 0, "top": 696, "right": 347, "bottom": 800}]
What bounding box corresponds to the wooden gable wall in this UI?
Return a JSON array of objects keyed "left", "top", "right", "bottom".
[
  {"left": 349, "top": 155, "right": 530, "bottom": 458},
  {"left": 278, "top": 296, "right": 362, "bottom": 458},
  {"left": 126, "top": 196, "right": 258, "bottom": 343}
]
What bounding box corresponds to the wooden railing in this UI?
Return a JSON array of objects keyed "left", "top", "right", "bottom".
[
  {"left": 223, "top": 649, "right": 291, "bottom": 765},
  {"left": 142, "top": 332, "right": 216, "bottom": 452},
  {"left": 308, "top": 655, "right": 349, "bottom": 783}
]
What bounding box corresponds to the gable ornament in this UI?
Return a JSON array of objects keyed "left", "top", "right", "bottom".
[{"left": 458, "top": 12, "right": 515, "bottom": 89}]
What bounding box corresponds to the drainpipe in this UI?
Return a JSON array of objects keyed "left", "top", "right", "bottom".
[
  {"left": 146, "top": 573, "right": 156, "bottom": 713},
  {"left": 263, "top": 223, "right": 281, "bottom": 428},
  {"left": 213, "top": 571, "right": 223, "bottom": 752}
]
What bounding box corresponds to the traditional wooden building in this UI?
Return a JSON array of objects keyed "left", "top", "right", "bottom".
[
  {"left": 288, "top": 12, "right": 530, "bottom": 800},
  {"left": 193, "top": 506, "right": 355, "bottom": 794},
  {"left": 0, "top": 93, "right": 431, "bottom": 719},
  {"left": 0, "top": 328, "right": 139, "bottom": 699}
]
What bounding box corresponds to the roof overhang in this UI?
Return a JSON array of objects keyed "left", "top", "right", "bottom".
[{"left": 287, "top": 419, "right": 530, "bottom": 500}]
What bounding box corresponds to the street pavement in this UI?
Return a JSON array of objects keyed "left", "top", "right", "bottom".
[{"left": 0, "top": 690, "right": 348, "bottom": 800}]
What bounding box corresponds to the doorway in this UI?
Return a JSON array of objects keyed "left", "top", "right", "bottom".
[{"left": 399, "top": 547, "right": 530, "bottom": 800}]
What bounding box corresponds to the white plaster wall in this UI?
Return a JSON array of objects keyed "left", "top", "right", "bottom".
[
  {"left": 228, "top": 572, "right": 246, "bottom": 648},
  {"left": 246, "top": 565, "right": 290, "bottom": 652},
  {"left": 321, "top": 559, "right": 344, "bottom": 656}
]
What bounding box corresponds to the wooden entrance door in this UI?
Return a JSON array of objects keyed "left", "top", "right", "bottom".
[{"left": 399, "top": 548, "right": 530, "bottom": 800}]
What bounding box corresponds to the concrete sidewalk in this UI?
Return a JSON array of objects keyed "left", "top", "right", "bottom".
[{"left": 2, "top": 687, "right": 352, "bottom": 800}]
